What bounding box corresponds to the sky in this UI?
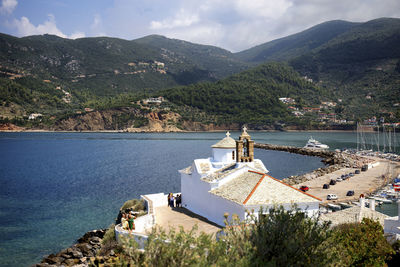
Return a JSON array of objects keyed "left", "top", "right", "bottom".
[{"left": 1, "top": 0, "right": 400, "bottom": 52}]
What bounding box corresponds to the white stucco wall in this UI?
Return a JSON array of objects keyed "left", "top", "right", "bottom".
[
  {"left": 205, "top": 193, "right": 245, "bottom": 226},
  {"left": 181, "top": 176, "right": 246, "bottom": 226},
  {"left": 181, "top": 172, "right": 214, "bottom": 217},
  {"left": 212, "top": 148, "right": 235, "bottom": 163}
]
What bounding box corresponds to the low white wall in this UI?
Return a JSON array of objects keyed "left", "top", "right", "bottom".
[
  {"left": 135, "top": 214, "right": 155, "bottom": 232},
  {"left": 245, "top": 202, "right": 320, "bottom": 220},
  {"left": 369, "top": 161, "right": 380, "bottom": 168},
  {"left": 144, "top": 193, "right": 168, "bottom": 207},
  {"left": 115, "top": 224, "right": 149, "bottom": 249},
  {"left": 384, "top": 217, "right": 400, "bottom": 235}
]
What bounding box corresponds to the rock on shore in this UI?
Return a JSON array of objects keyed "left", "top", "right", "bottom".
[
  {"left": 34, "top": 229, "right": 107, "bottom": 267},
  {"left": 0, "top": 122, "right": 24, "bottom": 131}
]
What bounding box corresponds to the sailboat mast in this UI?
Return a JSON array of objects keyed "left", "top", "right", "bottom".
[
  {"left": 377, "top": 125, "right": 380, "bottom": 152},
  {"left": 357, "top": 123, "right": 359, "bottom": 151}
]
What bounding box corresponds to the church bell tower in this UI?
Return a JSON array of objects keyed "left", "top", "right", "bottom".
[{"left": 236, "top": 126, "right": 254, "bottom": 162}]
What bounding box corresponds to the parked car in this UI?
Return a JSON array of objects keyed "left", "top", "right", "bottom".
[
  {"left": 355, "top": 169, "right": 361, "bottom": 174},
  {"left": 327, "top": 194, "right": 338, "bottom": 200},
  {"left": 323, "top": 184, "right": 330, "bottom": 189},
  {"left": 349, "top": 173, "right": 354, "bottom": 177},
  {"left": 346, "top": 190, "right": 355, "bottom": 196},
  {"left": 361, "top": 165, "right": 368, "bottom": 171},
  {"left": 329, "top": 179, "right": 337, "bottom": 185},
  {"left": 336, "top": 177, "right": 343, "bottom": 182},
  {"left": 299, "top": 186, "right": 309, "bottom": 192}
]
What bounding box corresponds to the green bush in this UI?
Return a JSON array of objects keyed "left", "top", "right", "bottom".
[
  {"left": 119, "top": 206, "right": 338, "bottom": 266},
  {"left": 333, "top": 218, "right": 394, "bottom": 266},
  {"left": 120, "top": 199, "right": 146, "bottom": 214},
  {"left": 99, "top": 224, "right": 120, "bottom": 257}
]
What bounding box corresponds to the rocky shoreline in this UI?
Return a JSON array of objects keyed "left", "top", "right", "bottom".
[{"left": 33, "top": 229, "right": 112, "bottom": 267}]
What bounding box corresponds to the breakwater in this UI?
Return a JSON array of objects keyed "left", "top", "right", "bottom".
[
  {"left": 255, "top": 143, "right": 363, "bottom": 185},
  {"left": 254, "top": 143, "right": 335, "bottom": 160}
]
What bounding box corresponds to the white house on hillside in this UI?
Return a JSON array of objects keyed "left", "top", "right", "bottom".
[{"left": 180, "top": 128, "right": 321, "bottom": 226}]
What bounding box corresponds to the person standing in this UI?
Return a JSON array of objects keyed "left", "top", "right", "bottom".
[
  {"left": 128, "top": 213, "right": 135, "bottom": 233},
  {"left": 170, "top": 194, "right": 175, "bottom": 208},
  {"left": 167, "top": 193, "right": 172, "bottom": 207},
  {"left": 121, "top": 213, "right": 129, "bottom": 230},
  {"left": 176, "top": 194, "right": 181, "bottom": 207}
]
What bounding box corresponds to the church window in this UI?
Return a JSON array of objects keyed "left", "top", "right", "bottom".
[{"left": 232, "top": 151, "right": 235, "bottom": 160}]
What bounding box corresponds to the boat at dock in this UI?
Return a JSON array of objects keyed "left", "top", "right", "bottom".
[
  {"left": 304, "top": 137, "right": 329, "bottom": 149},
  {"left": 371, "top": 197, "right": 393, "bottom": 204}
]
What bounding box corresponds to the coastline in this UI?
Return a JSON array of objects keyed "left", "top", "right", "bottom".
[
  {"left": 0, "top": 128, "right": 359, "bottom": 133},
  {"left": 32, "top": 141, "right": 400, "bottom": 266}
]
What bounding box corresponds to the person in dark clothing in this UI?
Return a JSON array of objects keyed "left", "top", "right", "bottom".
[
  {"left": 170, "top": 194, "right": 175, "bottom": 207},
  {"left": 176, "top": 194, "right": 182, "bottom": 207}
]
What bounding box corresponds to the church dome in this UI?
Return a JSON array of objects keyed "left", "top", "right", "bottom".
[{"left": 211, "top": 132, "right": 236, "bottom": 148}]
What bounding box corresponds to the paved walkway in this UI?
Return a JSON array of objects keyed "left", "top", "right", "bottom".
[
  {"left": 154, "top": 206, "right": 222, "bottom": 235},
  {"left": 295, "top": 160, "right": 400, "bottom": 203}
]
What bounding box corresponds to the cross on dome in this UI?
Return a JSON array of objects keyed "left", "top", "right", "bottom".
[
  {"left": 226, "top": 131, "right": 230, "bottom": 138},
  {"left": 242, "top": 126, "right": 247, "bottom": 133}
]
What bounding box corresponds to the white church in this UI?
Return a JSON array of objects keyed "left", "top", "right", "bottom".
[{"left": 179, "top": 128, "right": 322, "bottom": 226}]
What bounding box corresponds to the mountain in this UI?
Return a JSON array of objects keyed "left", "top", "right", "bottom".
[
  {"left": 235, "top": 20, "right": 358, "bottom": 63},
  {"left": 236, "top": 18, "right": 400, "bottom": 119},
  {"left": 1, "top": 17, "right": 399, "bottom": 129},
  {"left": 160, "top": 62, "right": 327, "bottom": 127},
  {"left": 134, "top": 35, "right": 250, "bottom": 80},
  {"left": 0, "top": 33, "right": 248, "bottom": 97},
  {"left": 289, "top": 18, "right": 400, "bottom": 117}
]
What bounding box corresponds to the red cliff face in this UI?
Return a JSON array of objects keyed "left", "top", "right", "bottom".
[{"left": 0, "top": 123, "right": 24, "bottom": 131}]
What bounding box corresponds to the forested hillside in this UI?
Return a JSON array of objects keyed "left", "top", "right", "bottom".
[
  {"left": 1, "top": 17, "right": 399, "bottom": 130},
  {"left": 236, "top": 18, "right": 400, "bottom": 120},
  {"left": 289, "top": 18, "right": 400, "bottom": 118},
  {"left": 0, "top": 33, "right": 248, "bottom": 97},
  {"left": 161, "top": 62, "right": 327, "bottom": 126}
]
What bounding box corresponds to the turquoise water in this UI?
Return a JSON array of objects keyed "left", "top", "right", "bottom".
[{"left": 0, "top": 131, "right": 398, "bottom": 266}]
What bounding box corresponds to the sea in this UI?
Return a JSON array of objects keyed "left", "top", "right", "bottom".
[{"left": 0, "top": 131, "right": 399, "bottom": 267}]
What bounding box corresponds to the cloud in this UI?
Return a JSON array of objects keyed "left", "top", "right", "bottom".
[
  {"left": 234, "top": 0, "right": 292, "bottom": 19},
  {"left": 3, "top": 0, "right": 400, "bottom": 51},
  {"left": 143, "top": 0, "right": 400, "bottom": 52},
  {"left": 150, "top": 8, "right": 199, "bottom": 29},
  {"left": 145, "top": 0, "right": 295, "bottom": 51},
  {"left": 69, "top": 31, "right": 85, "bottom": 39},
  {"left": 0, "top": 0, "right": 17, "bottom": 14},
  {"left": 12, "top": 14, "right": 85, "bottom": 39},
  {"left": 90, "top": 14, "right": 106, "bottom": 36}
]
